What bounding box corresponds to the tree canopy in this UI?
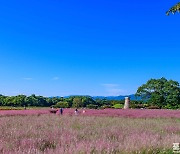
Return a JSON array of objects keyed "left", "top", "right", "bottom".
[
  {"left": 166, "top": 2, "right": 180, "bottom": 15},
  {"left": 0, "top": 95, "right": 118, "bottom": 109},
  {"left": 136, "top": 77, "right": 180, "bottom": 109},
  {"left": 1, "top": 78, "right": 180, "bottom": 109}
]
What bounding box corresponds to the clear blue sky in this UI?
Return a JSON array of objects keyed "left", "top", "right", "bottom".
[{"left": 0, "top": 0, "right": 180, "bottom": 96}]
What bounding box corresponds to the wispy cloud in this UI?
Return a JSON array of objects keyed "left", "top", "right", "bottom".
[
  {"left": 52, "top": 77, "right": 59, "bottom": 80},
  {"left": 102, "top": 83, "right": 125, "bottom": 96},
  {"left": 22, "top": 77, "right": 33, "bottom": 81},
  {"left": 102, "top": 84, "right": 119, "bottom": 88}
]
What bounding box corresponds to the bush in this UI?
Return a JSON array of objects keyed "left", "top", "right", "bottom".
[
  {"left": 146, "top": 105, "right": 160, "bottom": 109},
  {"left": 112, "top": 104, "right": 124, "bottom": 109},
  {"left": 54, "top": 102, "right": 69, "bottom": 108},
  {"left": 101, "top": 105, "right": 111, "bottom": 109},
  {"left": 86, "top": 104, "right": 98, "bottom": 109},
  {"left": 130, "top": 103, "right": 149, "bottom": 109}
]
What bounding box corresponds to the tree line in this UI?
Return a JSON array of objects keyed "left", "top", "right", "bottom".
[
  {"left": 0, "top": 94, "right": 126, "bottom": 109},
  {"left": 0, "top": 77, "right": 180, "bottom": 109}
]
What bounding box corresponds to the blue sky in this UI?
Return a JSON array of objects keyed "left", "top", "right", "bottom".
[{"left": 0, "top": 0, "right": 180, "bottom": 96}]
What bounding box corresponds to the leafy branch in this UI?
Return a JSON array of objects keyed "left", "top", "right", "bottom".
[{"left": 166, "top": 2, "right": 180, "bottom": 15}]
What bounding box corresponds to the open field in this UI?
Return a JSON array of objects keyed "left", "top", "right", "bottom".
[
  {"left": 0, "top": 109, "right": 180, "bottom": 154},
  {"left": 0, "top": 108, "right": 180, "bottom": 118}
]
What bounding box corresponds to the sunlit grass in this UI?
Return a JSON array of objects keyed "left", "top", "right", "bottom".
[{"left": 0, "top": 114, "right": 179, "bottom": 153}]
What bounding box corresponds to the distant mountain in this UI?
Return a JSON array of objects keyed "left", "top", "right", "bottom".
[
  {"left": 93, "top": 94, "right": 141, "bottom": 101},
  {"left": 51, "top": 94, "right": 142, "bottom": 101}
]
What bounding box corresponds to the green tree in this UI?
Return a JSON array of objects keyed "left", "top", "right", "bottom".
[
  {"left": 166, "top": 2, "right": 180, "bottom": 15},
  {"left": 36, "top": 96, "right": 48, "bottom": 106},
  {"left": 72, "top": 97, "right": 84, "bottom": 108},
  {"left": 12, "top": 95, "right": 27, "bottom": 106},
  {"left": 81, "top": 96, "right": 96, "bottom": 107},
  {"left": 95, "top": 98, "right": 111, "bottom": 107},
  {"left": 25, "top": 94, "right": 39, "bottom": 106},
  {"left": 0, "top": 95, "right": 6, "bottom": 106},
  {"left": 4, "top": 96, "right": 15, "bottom": 106},
  {"left": 70, "top": 96, "right": 96, "bottom": 108},
  {"left": 136, "top": 78, "right": 180, "bottom": 109},
  {"left": 55, "top": 101, "right": 69, "bottom": 108}
]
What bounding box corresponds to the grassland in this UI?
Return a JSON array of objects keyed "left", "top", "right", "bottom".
[{"left": 0, "top": 109, "right": 180, "bottom": 154}]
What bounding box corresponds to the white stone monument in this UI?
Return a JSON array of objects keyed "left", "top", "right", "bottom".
[{"left": 124, "top": 97, "right": 130, "bottom": 109}]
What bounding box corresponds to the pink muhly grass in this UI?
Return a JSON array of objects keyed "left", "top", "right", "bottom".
[
  {"left": 60, "top": 108, "right": 180, "bottom": 118},
  {"left": 0, "top": 108, "right": 180, "bottom": 118},
  {"left": 0, "top": 114, "right": 179, "bottom": 153},
  {"left": 0, "top": 109, "right": 49, "bottom": 117}
]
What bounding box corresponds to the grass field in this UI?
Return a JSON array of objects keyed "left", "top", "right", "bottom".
[{"left": 0, "top": 109, "right": 180, "bottom": 153}]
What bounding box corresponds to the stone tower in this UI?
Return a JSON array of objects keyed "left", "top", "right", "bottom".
[{"left": 124, "top": 97, "right": 130, "bottom": 109}]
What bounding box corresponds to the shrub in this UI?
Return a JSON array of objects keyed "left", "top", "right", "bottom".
[
  {"left": 130, "top": 104, "right": 149, "bottom": 109},
  {"left": 112, "top": 104, "right": 124, "bottom": 109},
  {"left": 101, "top": 105, "right": 111, "bottom": 109},
  {"left": 86, "top": 104, "right": 98, "bottom": 109},
  {"left": 54, "top": 101, "right": 69, "bottom": 108},
  {"left": 147, "top": 105, "right": 160, "bottom": 109}
]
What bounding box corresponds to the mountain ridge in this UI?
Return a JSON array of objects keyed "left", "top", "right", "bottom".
[{"left": 54, "top": 94, "right": 141, "bottom": 100}]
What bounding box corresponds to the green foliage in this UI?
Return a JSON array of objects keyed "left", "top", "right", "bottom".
[
  {"left": 1, "top": 79, "right": 179, "bottom": 110},
  {"left": 166, "top": 2, "right": 180, "bottom": 15},
  {"left": 112, "top": 104, "right": 124, "bottom": 109},
  {"left": 70, "top": 96, "right": 96, "bottom": 108},
  {"left": 0, "top": 94, "right": 100, "bottom": 108},
  {"left": 95, "top": 99, "right": 111, "bottom": 107},
  {"left": 54, "top": 101, "right": 69, "bottom": 108},
  {"left": 86, "top": 104, "right": 98, "bottom": 109},
  {"left": 0, "top": 94, "right": 57, "bottom": 107},
  {"left": 72, "top": 97, "right": 84, "bottom": 108},
  {"left": 101, "top": 105, "right": 112, "bottom": 109},
  {"left": 130, "top": 101, "right": 149, "bottom": 109},
  {"left": 136, "top": 77, "right": 180, "bottom": 109},
  {"left": 110, "top": 100, "right": 124, "bottom": 106}
]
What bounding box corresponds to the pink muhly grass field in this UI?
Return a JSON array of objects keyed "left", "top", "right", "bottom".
[
  {"left": 0, "top": 108, "right": 180, "bottom": 118},
  {"left": 0, "top": 109, "right": 49, "bottom": 117},
  {"left": 0, "top": 114, "right": 179, "bottom": 153},
  {"left": 67, "top": 108, "right": 180, "bottom": 118},
  {"left": 0, "top": 109, "right": 180, "bottom": 153}
]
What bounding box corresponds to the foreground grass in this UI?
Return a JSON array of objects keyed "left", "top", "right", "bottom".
[{"left": 0, "top": 115, "right": 179, "bottom": 154}]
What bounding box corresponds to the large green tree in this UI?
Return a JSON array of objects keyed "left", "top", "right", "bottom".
[
  {"left": 12, "top": 95, "right": 26, "bottom": 106},
  {"left": 136, "top": 78, "right": 180, "bottom": 109},
  {"left": 166, "top": 2, "right": 180, "bottom": 15}
]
